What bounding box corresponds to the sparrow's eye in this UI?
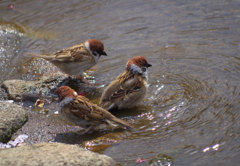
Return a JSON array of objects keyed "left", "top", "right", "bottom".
[{"left": 142, "top": 67, "right": 147, "bottom": 72}]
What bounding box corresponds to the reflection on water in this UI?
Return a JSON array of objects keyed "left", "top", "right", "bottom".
[{"left": 1, "top": 0, "right": 240, "bottom": 165}]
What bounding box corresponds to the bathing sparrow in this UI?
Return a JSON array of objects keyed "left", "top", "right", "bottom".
[
  {"left": 56, "top": 86, "right": 133, "bottom": 134},
  {"left": 99, "top": 56, "right": 152, "bottom": 110},
  {"left": 27, "top": 39, "right": 107, "bottom": 81}
]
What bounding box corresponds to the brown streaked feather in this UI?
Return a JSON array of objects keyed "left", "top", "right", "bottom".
[
  {"left": 87, "top": 110, "right": 106, "bottom": 123},
  {"left": 27, "top": 43, "right": 91, "bottom": 62},
  {"left": 68, "top": 96, "right": 92, "bottom": 115},
  {"left": 68, "top": 96, "right": 105, "bottom": 122},
  {"left": 66, "top": 95, "right": 132, "bottom": 128},
  {"left": 108, "top": 71, "right": 144, "bottom": 102},
  {"left": 53, "top": 43, "right": 90, "bottom": 62},
  {"left": 26, "top": 53, "right": 55, "bottom": 60},
  {"left": 95, "top": 106, "right": 133, "bottom": 128},
  {"left": 117, "top": 70, "right": 135, "bottom": 84},
  {"left": 57, "top": 86, "right": 133, "bottom": 130},
  {"left": 110, "top": 88, "right": 125, "bottom": 101},
  {"left": 100, "top": 56, "right": 150, "bottom": 110}
]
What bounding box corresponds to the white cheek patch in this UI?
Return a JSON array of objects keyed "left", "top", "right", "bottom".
[
  {"left": 92, "top": 52, "right": 100, "bottom": 63},
  {"left": 84, "top": 42, "right": 99, "bottom": 63},
  {"left": 130, "top": 64, "right": 142, "bottom": 74},
  {"left": 59, "top": 97, "right": 74, "bottom": 107},
  {"left": 142, "top": 69, "right": 148, "bottom": 79},
  {"left": 84, "top": 42, "right": 90, "bottom": 52}
]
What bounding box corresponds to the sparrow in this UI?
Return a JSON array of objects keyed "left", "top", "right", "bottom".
[
  {"left": 56, "top": 86, "right": 133, "bottom": 134},
  {"left": 27, "top": 39, "right": 107, "bottom": 81},
  {"left": 99, "top": 56, "right": 152, "bottom": 111}
]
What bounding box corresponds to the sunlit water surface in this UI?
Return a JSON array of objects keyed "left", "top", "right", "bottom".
[{"left": 0, "top": 0, "right": 240, "bottom": 165}]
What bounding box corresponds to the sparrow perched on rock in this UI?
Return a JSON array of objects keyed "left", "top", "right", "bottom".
[
  {"left": 27, "top": 39, "right": 107, "bottom": 81},
  {"left": 99, "top": 56, "right": 152, "bottom": 111},
  {"left": 56, "top": 86, "right": 133, "bottom": 134}
]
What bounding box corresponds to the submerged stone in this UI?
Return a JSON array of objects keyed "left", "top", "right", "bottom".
[{"left": 0, "top": 142, "right": 116, "bottom": 166}]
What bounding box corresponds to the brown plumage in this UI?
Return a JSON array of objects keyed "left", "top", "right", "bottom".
[
  {"left": 56, "top": 86, "right": 133, "bottom": 134},
  {"left": 27, "top": 39, "right": 107, "bottom": 78},
  {"left": 99, "top": 56, "right": 152, "bottom": 111}
]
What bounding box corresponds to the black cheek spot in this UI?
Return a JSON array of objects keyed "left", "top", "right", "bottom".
[
  {"left": 92, "top": 51, "right": 98, "bottom": 56},
  {"left": 142, "top": 67, "right": 147, "bottom": 72}
]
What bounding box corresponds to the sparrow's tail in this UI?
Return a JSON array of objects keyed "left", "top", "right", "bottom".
[
  {"left": 107, "top": 117, "right": 133, "bottom": 129},
  {"left": 26, "top": 53, "right": 53, "bottom": 60}
]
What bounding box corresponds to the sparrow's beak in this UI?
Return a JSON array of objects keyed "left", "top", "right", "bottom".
[
  {"left": 146, "top": 63, "right": 152, "bottom": 67},
  {"left": 100, "top": 51, "right": 107, "bottom": 56},
  {"left": 97, "top": 51, "right": 107, "bottom": 56}
]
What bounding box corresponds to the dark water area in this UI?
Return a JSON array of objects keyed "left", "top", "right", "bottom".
[{"left": 0, "top": 0, "right": 240, "bottom": 165}]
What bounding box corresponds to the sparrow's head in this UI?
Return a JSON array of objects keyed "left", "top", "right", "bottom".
[
  {"left": 126, "top": 56, "right": 152, "bottom": 75},
  {"left": 56, "top": 86, "right": 77, "bottom": 102},
  {"left": 84, "top": 39, "right": 107, "bottom": 59}
]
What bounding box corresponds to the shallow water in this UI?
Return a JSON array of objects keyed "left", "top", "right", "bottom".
[{"left": 1, "top": 0, "right": 240, "bottom": 165}]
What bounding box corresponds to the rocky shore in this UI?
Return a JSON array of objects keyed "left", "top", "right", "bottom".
[
  {"left": 0, "top": 75, "right": 116, "bottom": 166},
  {"left": 0, "top": 142, "right": 116, "bottom": 166}
]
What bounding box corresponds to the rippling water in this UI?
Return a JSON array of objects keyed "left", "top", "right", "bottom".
[{"left": 0, "top": 0, "right": 240, "bottom": 165}]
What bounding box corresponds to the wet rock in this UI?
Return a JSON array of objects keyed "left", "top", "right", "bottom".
[
  {"left": 133, "top": 154, "right": 174, "bottom": 166},
  {"left": 1, "top": 75, "right": 63, "bottom": 101},
  {"left": 0, "top": 88, "right": 8, "bottom": 100},
  {"left": 0, "top": 101, "right": 28, "bottom": 143},
  {"left": 1, "top": 76, "right": 99, "bottom": 102},
  {"left": 82, "top": 132, "right": 123, "bottom": 153},
  {"left": 0, "top": 142, "right": 116, "bottom": 166},
  {"left": 148, "top": 154, "right": 173, "bottom": 166},
  {"left": 1, "top": 79, "right": 36, "bottom": 101}
]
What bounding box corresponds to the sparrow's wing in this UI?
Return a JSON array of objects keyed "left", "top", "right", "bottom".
[
  {"left": 86, "top": 109, "right": 105, "bottom": 122},
  {"left": 27, "top": 43, "right": 90, "bottom": 62},
  {"left": 69, "top": 96, "right": 104, "bottom": 122},
  {"left": 110, "top": 77, "right": 142, "bottom": 102},
  {"left": 52, "top": 43, "right": 91, "bottom": 62},
  {"left": 26, "top": 53, "right": 56, "bottom": 60}
]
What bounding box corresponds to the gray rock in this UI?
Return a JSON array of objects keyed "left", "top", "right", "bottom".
[
  {"left": 1, "top": 79, "right": 36, "bottom": 101},
  {"left": 0, "top": 142, "right": 116, "bottom": 166},
  {"left": 0, "top": 101, "right": 28, "bottom": 143},
  {"left": 1, "top": 76, "right": 98, "bottom": 102},
  {"left": 1, "top": 75, "right": 63, "bottom": 101}
]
